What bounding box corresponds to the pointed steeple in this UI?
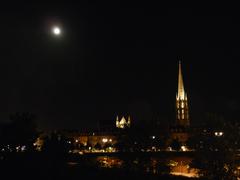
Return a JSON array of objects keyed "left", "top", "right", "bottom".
[
  {"left": 176, "top": 61, "right": 190, "bottom": 127},
  {"left": 127, "top": 116, "right": 131, "bottom": 127},
  {"left": 127, "top": 116, "right": 131, "bottom": 122},
  {"left": 177, "top": 61, "right": 185, "bottom": 100},
  {"left": 116, "top": 115, "right": 119, "bottom": 127}
]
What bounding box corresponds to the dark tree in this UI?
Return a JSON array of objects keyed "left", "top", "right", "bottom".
[
  {"left": 103, "top": 142, "right": 112, "bottom": 150},
  {"left": 0, "top": 112, "right": 37, "bottom": 151},
  {"left": 94, "top": 143, "right": 102, "bottom": 150},
  {"left": 170, "top": 139, "right": 181, "bottom": 151},
  {"left": 42, "top": 132, "right": 71, "bottom": 154},
  {"left": 191, "top": 151, "right": 239, "bottom": 179}
]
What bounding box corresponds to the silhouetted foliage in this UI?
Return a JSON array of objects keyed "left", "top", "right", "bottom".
[
  {"left": 190, "top": 120, "right": 240, "bottom": 179},
  {"left": 191, "top": 151, "right": 239, "bottom": 180},
  {"left": 170, "top": 139, "right": 181, "bottom": 151},
  {"left": 158, "top": 136, "right": 168, "bottom": 150},
  {"left": 0, "top": 112, "right": 37, "bottom": 151},
  {"left": 94, "top": 143, "right": 102, "bottom": 150},
  {"left": 42, "top": 132, "right": 71, "bottom": 154}
]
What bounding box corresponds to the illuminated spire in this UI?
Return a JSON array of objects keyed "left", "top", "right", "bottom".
[
  {"left": 176, "top": 61, "right": 190, "bottom": 127},
  {"left": 177, "top": 61, "right": 185, "bottom": 100},
  {"left": 116, "top": 116, "right": 119, "bottom": 127},
  {"left": 127, "top": 116, "right": 131, "bottom": 127}
]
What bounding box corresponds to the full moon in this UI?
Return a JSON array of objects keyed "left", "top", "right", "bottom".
[{"left": 52, "top": 26, "right": 61, "bottom": 35}]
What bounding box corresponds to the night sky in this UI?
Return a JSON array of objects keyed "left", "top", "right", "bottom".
[{"left": 0, "top": 3, "right": 239, "bottom": 130}]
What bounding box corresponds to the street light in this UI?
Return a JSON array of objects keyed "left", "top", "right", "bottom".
[{"left": 214, "top": 131, "right": 224, "bottom": 137}]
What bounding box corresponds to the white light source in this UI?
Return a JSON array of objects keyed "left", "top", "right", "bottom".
[
  {"left": 102, "top": 138, "right": 108, "bottom": 143},
  {"left": 181, "top": 145, "right": 187, "bottom": 152},
  {"left": 214, "top": 131, "right": 224, "bottom": 137},
  {"left": 52, "top": 26, "right": 61, "bottom": 35}
]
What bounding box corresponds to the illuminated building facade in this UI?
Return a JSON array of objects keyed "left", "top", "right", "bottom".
[
  {"left": 116, "top": 116, "right": 131, "bottom": 129},
  {"left": 176, "top": 61, "right": 190, "bottom": 127},
  {"left": 170, "top": 61, "right": 190, "bottom": 144}
]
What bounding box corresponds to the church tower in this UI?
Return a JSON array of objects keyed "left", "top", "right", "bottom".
[
  {"left": 116, "top": 115, "right": 131, "bottom": 129},
  {"left": 176, "top": 61, "right": 190, "bottom": 127}
]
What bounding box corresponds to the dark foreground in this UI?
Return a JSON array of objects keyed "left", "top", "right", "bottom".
[{"left": 0, "top": 152, "right": 199, "bottom": 180}]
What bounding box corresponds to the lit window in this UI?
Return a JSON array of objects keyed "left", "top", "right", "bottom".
[{"left": 181, "top": 102, "right": 184, "bottom": 108}]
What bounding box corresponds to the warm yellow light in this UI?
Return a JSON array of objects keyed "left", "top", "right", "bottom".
[
  {"left": 181, "top": 102, "right": 184, "bottom": 108},
  {"left": 181, "top": 145, "right": 188, "bottom": 152},
  {"left": 102, "top": 138, "right": 108, "bottom": 143},
  {"left": 116, "top": 116, "right": 131, "bottom": 129}
]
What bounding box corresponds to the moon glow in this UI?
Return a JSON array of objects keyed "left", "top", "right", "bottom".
[{"left": 52, "top": 26, "right": 61, "bottom": 35}]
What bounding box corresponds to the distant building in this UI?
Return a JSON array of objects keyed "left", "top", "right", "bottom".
[
  {"left": 170, "top": 61, "right": 190, "bottom": 144},
  {"left": 176, "top": 61, "right": 190, "bottom": 127},
  {"left": 73, "top": 131, "right": 118, "bottom": 149},
  {"left": 116, "top": 116, "right": 131, "bottom": 129}
]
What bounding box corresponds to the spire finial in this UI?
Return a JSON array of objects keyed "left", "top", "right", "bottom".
[{"left": 177, "top": 61, "right": 185, "bottom": 100}]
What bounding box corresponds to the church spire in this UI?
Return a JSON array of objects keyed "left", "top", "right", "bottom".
[
  {"left": 176, "top": 61, "right": 190, "bottom": 127},
  {"left": 177, "top": 61, "right": 185, "bottom": 100}
]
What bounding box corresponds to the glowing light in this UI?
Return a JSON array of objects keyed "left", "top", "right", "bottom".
[
  {"left": 214, "top": 131, "right": 224, "bottom": 137},
  {"left": 116, "top": 116, "right": 131, "bottom": 129},
  {"left": 181, "top": 146, "right": 188, "bottom": 152},
  {"left": 102, "top": 138, "right": 108, "bottom": 143},
  {"left": 152, "top": 136, "right": 156, "bottom": 139},
  {"left": 21, "top": 146, "right": 26, "bottom": 151},
  {"left": 152, "top": 146, "right": 156, "bottom": 151},
  {"left": 16, "top": 146, "right": 20, "bottom": 151},
  {"left": 181, "top": 102, "right": 184, "bottom": 108},
  {"left": 52, "top": 26, "right": 61, "bottom": 35},
  {"left": 75, "top": 139, "right": 78, "bottom": 143},
  {"left": 171, "top": 172, "right": 199, "bottom": 178}
]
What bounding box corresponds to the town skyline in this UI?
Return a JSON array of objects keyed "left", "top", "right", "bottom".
[{"left": 0, "top": 3, "right": 239, "bottom": 130}]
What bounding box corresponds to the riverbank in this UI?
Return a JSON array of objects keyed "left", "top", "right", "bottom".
[{"left": 0, "top": 152, "right": 201, "bottom": 180}]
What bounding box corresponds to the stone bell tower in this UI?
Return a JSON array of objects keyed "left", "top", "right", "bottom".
[{"left": 176, "top": 61, "right": 190, "bottom": 127}]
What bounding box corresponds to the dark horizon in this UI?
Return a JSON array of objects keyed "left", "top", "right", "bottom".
[{"left": 0, "top": 3, "right": 239, "bottom": 130}]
